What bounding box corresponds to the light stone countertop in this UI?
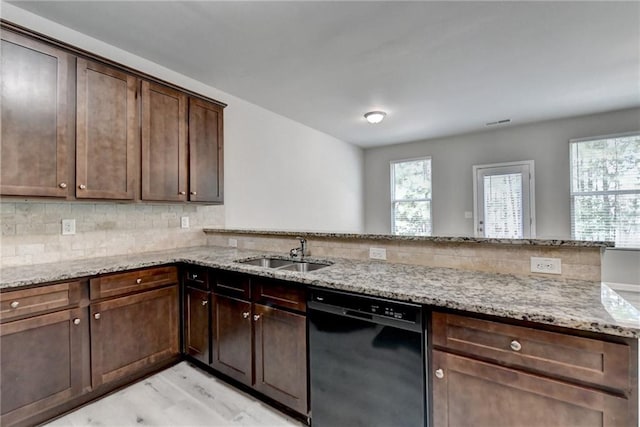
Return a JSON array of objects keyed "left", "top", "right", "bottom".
[
  {"left": 1, "top": 246, "right": 638, "bottom": 338},
  {"left": 203, "top": 228, "right": 614, "bottom": 247}
]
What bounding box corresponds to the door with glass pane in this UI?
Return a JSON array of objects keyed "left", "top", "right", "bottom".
[{"left": 474, "top": 161, "right": 534, "bottom": 239}]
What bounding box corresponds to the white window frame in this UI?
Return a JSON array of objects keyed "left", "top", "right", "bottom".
[
  {"left": 569, "top": 131, "right": 640, "bottom": 248},
  {"left": 390, "top": 156, "right": 432, "bottom": 236},
  {"left": 472, "top": 160, "right": 536, "bottom": 239}
]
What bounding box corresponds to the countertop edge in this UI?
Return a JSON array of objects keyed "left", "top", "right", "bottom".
[{"left": 202, "top": 228, "right": 614, "bottom": 248}]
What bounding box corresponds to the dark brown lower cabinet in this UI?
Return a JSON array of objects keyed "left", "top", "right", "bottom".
[
  {"left": 90, "top": 285, "right": 179, "bottom": 388},
  {"left": 184, "top": 286, "right": 210, "bottom": 364},
  {"left": 211, "top": 293, "right": 253, "bottom": 385},
  {"left": 254, "top": 303, "right": 307, "bottom": 414},
  {"left": 432, "top": 350, "right": 630, "bottom": 427},
  {"left": 0, "top": 308, "right": 89, "bottom": 426}
]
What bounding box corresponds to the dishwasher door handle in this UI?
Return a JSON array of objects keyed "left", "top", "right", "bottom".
[{"left": 344, "top": 310, "right": 372, "bottom": 320}]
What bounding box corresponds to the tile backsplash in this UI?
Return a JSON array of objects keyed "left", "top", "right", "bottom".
[{"left": 0, "top": 201, "right": 224, "bottom": 267}]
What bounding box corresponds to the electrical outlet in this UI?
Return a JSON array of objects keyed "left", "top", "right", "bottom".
[
  {"left": 464, "top": 211, "right": 473, "bottom": 219},
  {"left": 61, "top": 219, "right": 76, "bottom": 235},
  {"left": 369, "top": 247, "right": 387, "bottom": 260},
  {"left": 228, "top": 238, "right": 238, "bottom": 248},
  {"left": 530, "top": 257, "right": 562, "bottom": 274},
  {"left": 181, "top": 216, "right": 189, "bottom": 229}
]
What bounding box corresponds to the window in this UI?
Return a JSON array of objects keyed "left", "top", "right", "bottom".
[
  {"left": 570, "top": 133, "right": 640, "bottom": 248},
  {"left": 473, "top": 161, "right": 535, "bottom": 239},
  {"left": 391, "top": 158, "right": 432, "bottom": 235}
]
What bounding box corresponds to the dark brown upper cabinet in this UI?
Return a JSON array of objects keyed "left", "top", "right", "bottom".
[
  {"left": 76, "top": 58, "right": 138, "bottom": 200},
  {"left": 0, "top": 31, "right": 73, "bottom": 198},
  {"left": 141, "top": 81, "right": 188, "bottom": 202},
  {"left": 189, "top": 98, "right": 224, "bottom": 203}
]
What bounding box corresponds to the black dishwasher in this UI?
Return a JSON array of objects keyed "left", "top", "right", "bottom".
[{"left": 308, "top": 287, "right": 426, "bottom": 427}]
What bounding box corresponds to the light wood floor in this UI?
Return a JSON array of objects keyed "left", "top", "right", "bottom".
[{"left": 45, "top": 362, "right": 305, "bottom": 427}]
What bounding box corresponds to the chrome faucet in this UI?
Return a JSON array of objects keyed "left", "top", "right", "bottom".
[{"left": 289, "top": 237, "right": 307, "bottom": 260}]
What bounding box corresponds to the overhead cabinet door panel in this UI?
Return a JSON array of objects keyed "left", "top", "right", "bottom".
[
  {"left": 0, "top": 31, "right": 72, "bottom": 197},
  {"left": 141, "top": 81, "right": 188, "bottom": 201},
  {"left": 76, "top": 58, "right": 137, "bottom": 200},
  {"left": 189, "top": 98, "right": 223, "bottom": 203}
]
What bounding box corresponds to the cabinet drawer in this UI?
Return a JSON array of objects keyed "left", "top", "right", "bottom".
[
  {"left": 254, "top": 279, "right": 306, "bottom": 312},
  {"left": 90, "top": 266, "right": 178, "bottom": 300},
  {"left": 183, "top": 267, "right": 209, "bottom": 290},
  {"left": 432, "top": 312, "right": 631, "bottom": 393},
  {"left": 0, "top": 282, "right": 82, "bottom": 322},
  {"left": 213, "top": 271, "right": 251, "bottom": 300}
]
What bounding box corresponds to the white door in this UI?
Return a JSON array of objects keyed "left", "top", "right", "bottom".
[{"left": 473, "top": 161, "right": 535, "bottom": 239}]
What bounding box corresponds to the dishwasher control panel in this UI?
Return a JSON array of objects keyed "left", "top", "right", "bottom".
[{"left": 309, "top": 288, "right": 422, "bottom": 324}]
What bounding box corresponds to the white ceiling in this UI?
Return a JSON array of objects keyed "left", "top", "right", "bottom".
[{"left": 8, "top": 1, "right": 640, "bottom": 148}]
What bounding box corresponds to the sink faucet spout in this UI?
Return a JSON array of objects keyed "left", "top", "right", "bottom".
[{"left": 290, "top": 237, "right": 307, "bottom": 260}]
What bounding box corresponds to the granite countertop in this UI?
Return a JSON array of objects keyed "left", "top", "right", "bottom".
[
  {"left": 203, "top": 228, "right": 614, "bottom": 247},
  {"left": 1, "top": 246, "right": 638, "bottom": 338}
]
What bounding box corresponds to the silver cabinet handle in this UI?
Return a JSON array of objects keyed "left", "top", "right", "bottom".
[
  {"left": 242, "top": 312, "right": 250, "bottom": 319},
  {"left": 10, "top": 301, "right": 19, "bottom": 309},
  {"left": 253, "top": 314, "right": 261, "bottom": 321},
  {"left": 510, "top": 340, "right": 522, "bottom": 352},
  {"left": 94, "top": 313, "right": 101, "bottom": 320},
  {"left": 73, "top": 318, "right": 81, "bottom": 325},
  {"left": 78, "top": 184, "right": 86, "bottom": 190},
  {"left": 136, "top": 278, "right": 142, "bottom": 284},
  {"left": 201, "top": 300, "right": 208, "bottom": 306},
  {"left": 192, "top": 274, "right": 198, "bottom": 279},
  {"left": 435, "top": 369, "right": 444, "bottom": 379},
  {"left": 179, "top": 191, "right": 186, "bottom": 195},
  {"left": 190, "top": 191, "right": 197, "bottom": 195},
  {"left": 59, "top": 182, "right": 67, "bottom": 189}
]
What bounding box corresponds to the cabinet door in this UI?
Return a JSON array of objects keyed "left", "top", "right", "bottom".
[
  {"left": 76, "top": 58, "right": 137, "bottom": 200},
  {"left": 1, "top": 31, "right": 72, "bottom": 197},
  {"left": 141, "top": 81, "right": 188, "bottom": 201},
  {"left": 184, "top": 287, "right": 210, "bottom": 364},
  {"left": 211, "top": 294, "right": 252, "bottom": 385},
  {"left": 188, "top": 98, "right": 223, "bottom": 203},
  {"left": 0, "top": 308, "right": 88, "bottom": 426},
  {"left": 254, "top": 304, "right": 308, "bottom": 414},
  {"left": 432, "top": 350, "right": 630, "bottom": 427},
  {"left": 90, "top": 285, "right": 179, "bottom": 388}
]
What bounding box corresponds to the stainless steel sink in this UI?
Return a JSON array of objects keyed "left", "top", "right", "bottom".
[
  {"left": 236, "top": 256, "right": 331, "bottom": 272},
  {"left": 278, "top": 262, "right": 329, "bottom": 272},
  {"left": 239, "top": 257, "right": 294, "bottom": 268}
]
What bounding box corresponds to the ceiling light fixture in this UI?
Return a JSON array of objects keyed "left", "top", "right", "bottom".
[{"left": 364, "top": 111, "right": 386, "bottom": 124}]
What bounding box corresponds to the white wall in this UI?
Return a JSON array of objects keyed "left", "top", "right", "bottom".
[
  {"left": 1, "top": 4, "right": 364, "bottom": 233},
  {"left": 364, "top": 107, "right": 640, "bottom": 238}
]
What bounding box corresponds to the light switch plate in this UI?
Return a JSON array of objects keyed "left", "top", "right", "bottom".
[
  {"left": 464, "top": 211, "right": 473, "bottom": 219},
  {"left": 369, "top": 247, "right": 387, "bottom": 260},
  {"left": 181, "top": 216, "right": 189, "bottom": 229},
  {"left": 61, "top": 219, "right": 75, "bottom": 235},
  {"left": 530, "top": 257, "right": 562, "bottom": 274}
]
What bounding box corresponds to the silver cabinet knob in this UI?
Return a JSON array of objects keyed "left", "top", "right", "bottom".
[
  {"left": 435, "top": 369, "right": 444, "bottom": 379},
  {"left": 59, "top": 182, "right": 67, "bottom": 189},
  {"left": 201, "top": 300, "right": 208, "bottom": 306},
  {"left": 190, "top": 191, "right": 197, "bottom": 195},
  {"left": 10, "top": 301, "right": 19, "bottom": 309},
  {"left": 192, "top": 274, "right": 198, "bottom": 279},
  {"left": 94, "top": 313, "right": 101, "bottom": 320},
  {"left": 253, "top": 314, "right": 261, "bottom": 321},
  {"left": 510, "top": 340, "right": 522, "bottom": 352},
  {"left": 179, "top": 191, "right": 186, "bottom": 195},
  {"left": 242, "top": 311, "right": 250, "bottom": 319},
  {"left": 73, "top": 318, "right": 81, "bottom": 325},
  {"left": 136, "top": 278, "right": 142, "bottom": 284},
  {"left": 78, "top": 184, "right": 86, "bottom": 190}
]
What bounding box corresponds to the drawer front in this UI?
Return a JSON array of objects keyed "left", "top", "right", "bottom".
[
  {"left": 183, "top": 267, "right": 209, "bottom": 290},
  {"left": 213, "top": 271, "right": 251, "bottom": 300},
  {"left": 254, "top": 279, "right": 306, "bottom": 312},
  {"left": 0, "top": 282, "right": 82, "bottom": 321},
  {"left": 432, "top": 312, "right": 631, "bottom": 393},
  {"left": 90, "top": 266, "right": 178, "bottom": 300}
]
